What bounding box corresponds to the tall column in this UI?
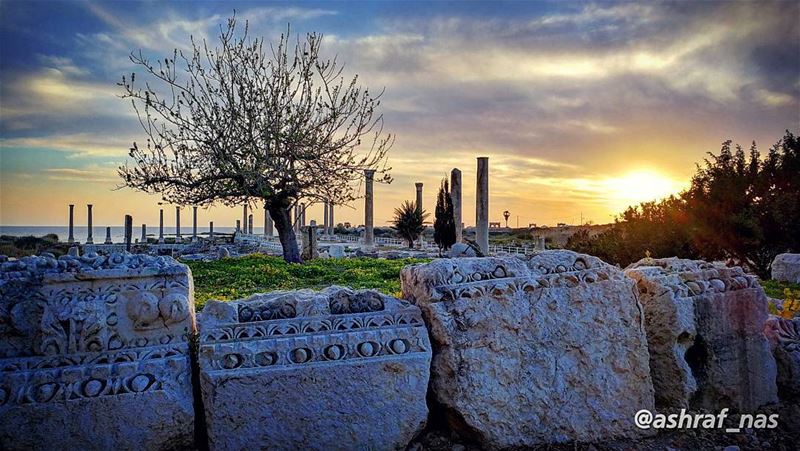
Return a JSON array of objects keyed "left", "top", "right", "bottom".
[
  {"left": 323, "top": 201, "right": 329, "bottom": 235},
  {"left": 300, "top": 204, "right": 306, "bottom": 227},
  {"left": 86, "top": 204, "right": 94, "bottom": 244},
  {"left": 158, "top": 208, "right": 165, "bottom": 244},
  {"left": 451, "top": 168, "right": 462, "bottom": 243},
  {"left": 124, "top": 215, "right": 133, "bottom": 251},
  {"left": 192, "top": 206, "right": 198, "bottom": 241},
  {"left": 328, "top": 202, "right": 335, "bottom": 235},
  {"left": 236, "top": 219, "right": 241, "bottom": 233},
  {"left": 175, "top": 206, "right": 181, "bottom": 241},
  {"left": 364, "top": 170, "right": 375, "bottom": 247},
  {"left": 141, "top": 224, "right": 147, "bottom": 243},
  {"left": 104, "top": 226, "right": 112, "bottom": 244},
  {"left": 242, "top": 204, "right": 248, "bottom": 234},
  {"left": 209, "top": 221, "right": 214, "bottom": 240},
  {"left": 68, "top": 204, "right": 75, "bottom": 244},
  {"left": 415, "top": 183, "right": 423, "bottom": 247},
  {"left": 264, "top": 205, "right": 273, "bottom": 237},
  {"left": 476, "top": 157, "right": 489, "bottom": 254},
  {"left": 248, "top": 214, "right": 253, "bottom": 234},
  {"left": 293, "top": 206, "right": 299, "bottom": 233}
]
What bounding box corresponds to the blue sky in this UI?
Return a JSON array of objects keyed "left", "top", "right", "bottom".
[{"left": 1, "top": 1, "right": 798, "bottom": 227}]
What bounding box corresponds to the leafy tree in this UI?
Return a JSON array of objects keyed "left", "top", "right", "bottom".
[
  {"left": 392, "top": 201, "right": 428, "bottom": 248},
  {"left": 567, "top": 130, "right": 799, "bottom": 278},
  {"left": 117, "top": 17, "right": 392, "bottom": 263},
  {"left": 433, "top": 178, "right": 456, "bottom": 252}
]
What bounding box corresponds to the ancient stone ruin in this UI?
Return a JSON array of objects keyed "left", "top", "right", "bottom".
[
  {"left": 400, "top": 251, "right": 655, "bottom": 449},
  {"left": 764, "top": 316, "right": 800, "bottom": 400},
  {"left": 197, "top": 286, "right": 431, "bottom": 451},
  {"left": 0, "top": 252, "right": 196, "bottom": 450},
  {"left": 771, "top": 253, "right": 800, "bottom": 284},
  {"left": 626, "top": 258, "right": 778, "bottom": 411}
]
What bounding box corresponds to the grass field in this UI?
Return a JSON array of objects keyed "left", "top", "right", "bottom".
[
  {"left": 184, "top": 254, "right": 430, "bottom": 310},
  {"left": 184, "top": 254, "right": 800, "bottom": 311}
]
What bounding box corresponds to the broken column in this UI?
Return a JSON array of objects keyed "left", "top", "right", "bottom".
[
  {"left": 104, "top": 226, "right": 113, "bottom": 244},
  {"left": 141, "top": 224, "right": 147, "bottom": 243},
  {"left": 209, "top": 221, "right": 214, "bottom": 240},
  {"left": 476, "top": 157, "right": 489, "bottom": 254},
  {"left": 248, "top": 214, "right": 253, "bottom": 235},
  {"left": 301, "top": 225, "right": 319, "bottom": 260},
  {"left": 86, "top": 204, "right": 94, "bottom": 244},
  {"left": 242, "top": 204, "right": 248, "bottom": 234},
  {"left": 0, "top": 253, "right": 197, "bottom": 449},
  {"left": 124, "top": 215, "right": 133, "bottom": 251},
  {"left": 400, "top": 250, "right": 654, "bottom": 448},
  {"left": 625, "top": 258, "right": 778, "bottom": 411},
  {"left": 364, "top": 170, "right": 375, "bottom": 247},
  {"left": 450, "top": 168, "right": 462, "bottom": 243},
  {"left": 197, "top": 287, "right": 431, "bottom": 451},
  {"left": 68, "top": 204, "right": 75, "bottom": 244}
]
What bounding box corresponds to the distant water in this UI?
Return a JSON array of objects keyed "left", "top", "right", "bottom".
[{"left": 0, "top": 226, "right": 255, "bottom": 243}]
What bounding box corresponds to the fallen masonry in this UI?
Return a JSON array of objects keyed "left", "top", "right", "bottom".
[
  {"left": 197, "top": 286, "right": 432, "bottom": 451},
  {"left": 400, "top": 250, "right": 655, "bottom": 449},
  {"left": 626, "top": 258, "right": 778, "bottom": 411},
  {"left": 0, "top": 252, "right": 196, "bottom": 450}
]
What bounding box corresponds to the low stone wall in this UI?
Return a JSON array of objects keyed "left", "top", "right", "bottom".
[
  {"left": 197, "top": 287, "right": 431, "bottom": 451},
  {"left": 626, "top": 258, "right": 778, "bottom": 411},
  {"left": 400, "top": 250, "right": 655, "bottom": 449},
  {"left": 0, "top": 252, "right": 196, "bottom": 450}
]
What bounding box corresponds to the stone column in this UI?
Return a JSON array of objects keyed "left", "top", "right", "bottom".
[
  {"left": 124, "top": 215, "right": 133, "bottom": 251},
  {"left": 301, "top": 225, "right": 318, "bottom": 260},
  {"left": 264, "top": 206, "right": 273, "bottom": 237},
  {"left": 68, "top": 204, "right": 75, "bottom": 244},
  {"left": 86, "top": 204, "right": 94, "bottom": 244},
  {"left": 364, "top": 170, "right": 376, "bottom": 247},
  {"left": 300, "top": 204, "right": 306, "bottom": 227},
  {"left": 159, "top": 209, "right": 165, "bottom": 244},
  {"left": 476, "top": 157, "right": 489, "bottom": 254},
  {"left": 323, "top": 201, "right": 329, "bottom": 235},
  {"left": 141, "top": 224, "right": 147, "bottom": 243},
  {"left": 293, "top": 206, "right": 299, "bottom": 233},
  {"left": 209, "top": 221, "right": 214, "bottom": 240},
  {"left": 329, "top": 202, "right": 335, "bottom": 236},
  {"left": 104, "top": 226, "right": 113, "bottom": 244},
  {"left": 192, "top": 206, "right": 198, "bottom": 241},
  {"left": 242, "top": 205, "right": 248, "bottom": 234},
  {"left": 415, "top": 183, "right": 424, "bottom": 247},
  {"left": 175, "top": 206, "right": 181, "bottom": 241},
  {"left": 236, "top": 219, "right": 241, "bottom": 234},
  {"left": 451, "top": 168, "right": 462, "bottom": 243},
  {"left": 248, "top": 214, "right": 253, "bottom": 234}
]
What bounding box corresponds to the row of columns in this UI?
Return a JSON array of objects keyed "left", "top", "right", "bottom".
[
  {"left": 68, "top": 204, "right": 208, "bottom": 245},
  {"left": 360, "top": 157, "right": 487, "bottom": 253}
]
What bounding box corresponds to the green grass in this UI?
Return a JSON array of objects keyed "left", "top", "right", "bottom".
[
  {"left": 760, "top": 279, "right": 800, "bottom": 299},
  {"left": 184, "top": 254, "right": 430, "bottom": 310}
]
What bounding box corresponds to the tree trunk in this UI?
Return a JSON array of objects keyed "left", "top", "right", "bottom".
[{"left": 269, "top": 204, "right": 302, "bottom": 263}]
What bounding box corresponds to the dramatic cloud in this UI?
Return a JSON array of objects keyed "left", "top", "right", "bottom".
[{"left": 0, "top": 1, "right": 797, "bottom": 227}]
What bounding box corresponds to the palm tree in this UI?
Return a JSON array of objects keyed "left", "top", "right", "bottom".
[{"left": 392, "top": 201, "right": 428, "bottom": 248}]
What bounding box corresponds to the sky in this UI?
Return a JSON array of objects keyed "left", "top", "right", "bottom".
[{"left": 1, "top": 0, "right": 798, "bottom": 229}]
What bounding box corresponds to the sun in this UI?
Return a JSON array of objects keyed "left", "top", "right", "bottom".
[{"left": 604, "top": 169, "right": 685, "bottom": 211}]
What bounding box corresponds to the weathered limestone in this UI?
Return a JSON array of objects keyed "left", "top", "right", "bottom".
[
  {"left": 158, "top": 208, "right": 165, "bottom": 244},
  {"left": 476, "top": 157, "right": 489, "bottom": 254},
  {"left": 301, "top": 225, "right": 319, "bottom": 260},
  {"left": 772, "top": 253, "right": 800, "bottom": 284},
  {"left": 0, "top": 252, "right": 196, "bottom": 450},
  {"left": 68, "top": 204, "right": 75, "bottom": 244},
  {"left": 450, "top": 169, "right": 462, "bottom": 243},
  {"left": 626, "top": 258, "right": 778, "bottom": 411},
  {"left": 198, "top": 287, "right": 431, "bottom": 451},
  {"left": 364, "top": 170, "right": 376, "bottom": 247},
  {"left": 400, "top": 251, "right": 654, "bottom": 448},
  {"left": 764, "top": 316, "right": 800, "bottom": 399},
  {"left": 86, "top": 204, "right": 94, "bottom": 244},
  {"left": 175, "top": 206, "right": 181, "bottom": 241},
  {"left": 328, "top": 244, "right": 345, "bottom": 259},
  {"left": 447, "top": 242, "right": 476, "bottom": 258}
]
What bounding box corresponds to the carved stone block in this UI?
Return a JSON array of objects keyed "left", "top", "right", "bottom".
[
  {"left": 772, "top": 253, "right": 800, "bottom": 284},
  {"left": 198, "top": 286, "right": 431, "bottom": 451},
  {"left": 0, "top": 252, "right": 196, "bottom": 450},
  {"left": 626, "top": 257, "right": 778, "bottom": 411},
  {"left": 400, "top": 251, "right": 654, "bottom": 449},
  {"left": 764, "top": 316, "right": 800, "bottom": 400}
]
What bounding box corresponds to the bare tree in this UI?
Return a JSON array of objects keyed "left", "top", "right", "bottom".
[{"left": 118, "top": 17, "right": 393, "bottom": 262}]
